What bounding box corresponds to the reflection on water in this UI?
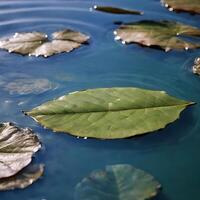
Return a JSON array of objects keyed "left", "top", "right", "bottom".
[{"left": 0, "top": 0, "right": 200, "bottom": 200}]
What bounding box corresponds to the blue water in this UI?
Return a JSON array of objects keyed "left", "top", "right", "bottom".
[{"left": 0, "top": 0, "right": 200, "bottom": 199}]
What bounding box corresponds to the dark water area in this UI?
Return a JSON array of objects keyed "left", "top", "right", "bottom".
[{"left": 0, "top": 0, "right": 200, "bottom": 199}]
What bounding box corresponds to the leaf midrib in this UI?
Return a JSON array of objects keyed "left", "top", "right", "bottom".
[
  {"left": 30, "top": 102, "right": 192, "bottom": 116},
  {"left": 5, "top": 38, "right": 83, "bottom": 45}
]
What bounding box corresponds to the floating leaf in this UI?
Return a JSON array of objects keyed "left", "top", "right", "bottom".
[
  {"left": 192, "top": 57, "right": 200, "bottom": 75},
  {"left": 0, "top": 122, "right": 41, "bottom": 178},
  {"left": 0, "top": 29, "right": 89, "bottom": 57},
  {"left": 92, "top": 5, "right": 143, "bottom": 15},
  {"left": 114, "top": 20, "right": 200, "bottom": 51},
  {"left": 0, "top": 164, "right": 44, "bottom": 191},
  {"left": 26, "top": 87, "right": 193, "bottom": 139},
  {"left": 75, "top": 164, "right": 161, "bottom": 200},
  {"left": 162, "top": 0, "right": 200, "bottom": 14}
]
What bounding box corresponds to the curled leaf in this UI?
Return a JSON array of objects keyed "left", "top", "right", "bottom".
[
  {"left": 75, "top": 164, "right": 161, "bottom": 200},
  {"left": 162, "top": 0, "right": 200, "bottom": 14},
  {"left": 26, "top": 87, "right": 193, "bottom": 139},
  {"left": 0, "top": 29, "right": 89, "bottom": 57},
  {"left": 92, "top": 5, "right": 143, "bottom": 15},
  {"left": 0, "top": 122, "right": 41, "bottom": 178},
  {"left": 0, "top": 164, "right": 44, "bottom": 191},
  {"left": 114, "top": 20, "right": 200, "bottom": 51}
]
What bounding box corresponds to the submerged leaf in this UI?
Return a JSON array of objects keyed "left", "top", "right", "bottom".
[
  {"left": 26, "top": 87, "right": 193, "bottom": 139},
  {"left": 114, "top": 20, "right": 200, "bottom": 51},
  {"left": 75, "top": 164, "right": 161, "bottom": 200},
  {"left": 92, "top": 5, "right": 143, "bottom": 15},
  {"left": 0, "top": 73, "right": 55, "bottom": 95},
  {"left": 5, "top": 78, "right": 54, "bottom": 95},
  {"left": 0, "top": 164, "right": 44, "bottom": 191},
  {"left": 192, "top": 57, "right": 200, "bottom": 75},
  {"left": 162, "top": 0, "right": 200, "bottom": 14},
  {"left": 0, "top": 122, "right": 41, "bottom": 178},
  {"left": 0, "top": 29, "right": 89, "bottom": 57}
]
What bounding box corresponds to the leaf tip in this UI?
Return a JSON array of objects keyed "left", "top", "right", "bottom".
[
  {"left": 22, "top": 110, "right": 27, "bottom": 115},
  {"left": 189, "top": 102, "right": 196, "bottom": 106},
  {"left": 113, "top": 30, "right": 118, "bottom": 35},
  {"left": 185, "top": 101, "right": 196, "bottom": 107},
  {"left": 165, "top": 47, "right": 171, "bottom": 52},
  {"left": 184, "top": 46, "right": 189, "bottom": 50}
]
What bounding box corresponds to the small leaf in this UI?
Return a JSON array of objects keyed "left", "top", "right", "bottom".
[
  {"left": 92, "top": 5, "right": 143, "bottom": 15},
  {"left": 0, "top": 164, "right": 44, "bottom": 191},
  {"left": 192, "top": 57, "right": 200, "bottom": 75},
  {"left": 114, "top": 20, "right": 200, "bottom": 51},
  {"left": 162, "top": 0, "right": 200, "bottom": 14},
  {"left": 0, "top": 122, "right": 41, "bottom": 178},
  {"left": 0, "top": 29, "right": 89, "bottom": 57},
  {"left": 75, "top": 164, "right": 161, "bottom": 200},
  {"left": 25, "top": 87, "right": 193, "bottom": 139}
]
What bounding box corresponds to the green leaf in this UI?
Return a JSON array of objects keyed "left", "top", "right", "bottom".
[
  {"left": 0, "top": 29, "right": 89, "bottom": 57},
  {"left": 162, "top": 0, "right": 200, "bottom": 14},
  {"left": 192, "top": 57, "right": 200, "bottom": 75},
  {"left": 0, "top": 164, "right": 44, "bottom": 191},
  {"left": 75, "top": 164, "right": 161, "bottom": 200},
  {"left": 92, "top": 5, "right": 143, "bottom": 15},
  {"left": 26, "top": 87, "right": 193, "bottom": 139},
  {"left": 0, "top": 122, "right": 41, "bottom": 178},
  {"left": 114, "top": 20, "right": 200, "bottom": 51}
]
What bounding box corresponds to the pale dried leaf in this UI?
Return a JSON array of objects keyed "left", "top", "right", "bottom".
[
  {"left": 0, "top": 123, "right": 41, "bottom": 178},
  {"left": 192, "top": 57, "right": 200, "bottom": 75},
  {"left": 0, "top": 164, "right": 44, "bottom": 191}
]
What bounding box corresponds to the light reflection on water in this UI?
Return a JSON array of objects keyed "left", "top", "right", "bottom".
[{"left": 0, "top": 0, "right": 200, "bottom": 200}]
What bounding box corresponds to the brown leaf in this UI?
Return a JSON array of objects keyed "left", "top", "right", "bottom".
[
  {"left": 92, "top": 5, "right": 143, "bottom": 15},
  {"left": 0, "top": 29, "right": 89, "bottom": 57},
  {"left": 0, "top": 122, "right": 41, "bottom": 179},
  {"left": 162, "top": 0, "right": 200, "bottom": 14},
  {"left": 0, "top": 164, "right": 44, "bottom": 191},
  {"left": 114, "top": 20, "right": 200, "bottom": 51}
]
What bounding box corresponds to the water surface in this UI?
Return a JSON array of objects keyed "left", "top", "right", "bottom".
[{"left": 0, "top": 0, "right": 200, "bottom": 200}]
